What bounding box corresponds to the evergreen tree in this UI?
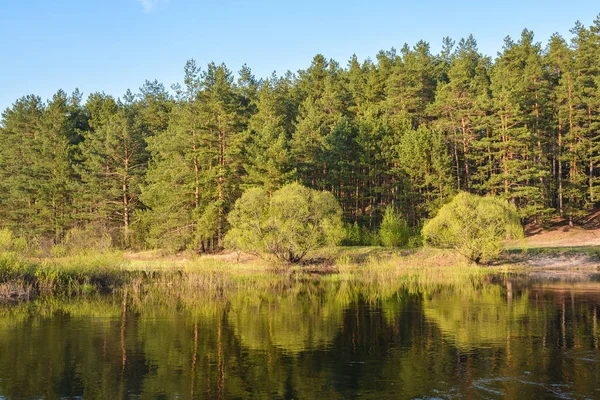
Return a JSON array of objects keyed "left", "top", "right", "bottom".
[
  {"left": 489, "top": 31, "right": 553, "bottom": 218},
  {"left": 0, "top": 92, "right": 81, "bottom": 240},
  {"left": 141, "top": 60, "right": 248, "bottom": 251},
  {"left": 431, "top": 35, "right": 491, "bottom": 191},
  {"left": 141, "top": 60, "right": 210, "bottom": 251},
  {"left": 79, "top": 96, "right": 148, "bottom": 245},
  {"left": 2, "top": 16, "right": 600, "bottom": 249},
  {"left": 396, "top": 125, "right": 454, "bottom": 221},
  {"left": 244, "top": 76, "right": 295, "bottom": 194}
]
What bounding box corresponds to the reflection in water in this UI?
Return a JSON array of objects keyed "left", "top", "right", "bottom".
[{"left": 0, "top": 275, "right": 599, "bottom": 398}]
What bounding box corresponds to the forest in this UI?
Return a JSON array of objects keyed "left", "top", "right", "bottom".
[{"left": 1, "top": 17, "right": 599, "bottom": 253}]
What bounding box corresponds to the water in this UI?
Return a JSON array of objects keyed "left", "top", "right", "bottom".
[{"left": 0, "top": 274, "right": 599, "bottom": 399}]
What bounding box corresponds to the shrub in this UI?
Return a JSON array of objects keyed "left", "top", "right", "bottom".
[
  {"left": 379, "top": 206, "right": 410, "bottom": 248},
  {"left": 422, "top": 192, "right": 523, "bottom": 263},
  {"left": 49, "top": 244, "right": 68, "bottom": 258},
  {"left": 0, "top": 228, "right": 13, "bottom": 252},
  {"left": 343, "top": 222, "right": 362, "bottom": 246},
  {"left": 225, "top": 183, "right": 345, "bottom": 263},
  {"left": 407, "top": 235, "right": 423, "bottom": 249},
  {"left": 343, "top": 222, "right": 378, "bottom": 246},
  {"left": 0, "top": 229, "right": 38, "bottom": 256},
  {"left": 61, "top": 224, "right": 113, "bottom": 255}
]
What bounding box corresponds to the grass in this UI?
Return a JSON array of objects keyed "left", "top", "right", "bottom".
[
  {"left": 506, "top": 244, "right": 600, "bottom": 257},
  {"left": 0, "top": 240, "right": 591, "bottom": 303}
]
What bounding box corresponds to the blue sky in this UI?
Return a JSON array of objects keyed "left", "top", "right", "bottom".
[{"left": 1, "top": 1, "right": 598, "bottom": 111}]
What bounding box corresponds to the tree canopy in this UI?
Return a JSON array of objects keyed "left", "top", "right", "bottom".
[{"left": 1, "top": 16, "right": 599, "bottom": 252}]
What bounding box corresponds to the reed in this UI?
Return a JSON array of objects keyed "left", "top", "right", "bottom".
[{"left": 0, "top": 246, "right": 528, "bottom": 303}]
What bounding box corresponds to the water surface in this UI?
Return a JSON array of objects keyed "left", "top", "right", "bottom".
[{"left": 0, "top": 273, "right": 599, "bottom": 399}]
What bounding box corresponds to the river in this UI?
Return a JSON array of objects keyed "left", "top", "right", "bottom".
[{"left": 0, "top": 272, "right": 598, "bottom": 399}]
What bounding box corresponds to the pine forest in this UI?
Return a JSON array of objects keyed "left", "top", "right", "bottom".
[{"left": 2, "top": 19, "right": 600, "bottom": 252}]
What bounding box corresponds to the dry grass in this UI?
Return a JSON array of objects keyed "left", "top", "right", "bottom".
[{"left": 0, "top": 244, "right": 550, "bottom": 304}]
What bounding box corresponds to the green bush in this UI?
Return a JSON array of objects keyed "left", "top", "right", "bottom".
[
  {"left": 0, "top": 228, "right": 13, "bottom": 252},
  {"left": 343, "top": 222, "right": 362, "bottom": 246},
  {"left": 0, "top": 229, "right": 37, "bottom": 256},
  {"left": 342, "top": 222, "right": 379, "bottom": 246},
  {"left": 407, "top": 235, "right": 423, "bottom": 249},
  {"left": 225, "top": 183, "right": 345, "bottom": 263},
  {"left": 422, "top": 192, "right": 523, "bottom": 263},
  {"left": 379, "top": 206, "right": 410, "bottom": 248},
  {"left": 11, "top": 236, "right": 29, "bottom": 255}
]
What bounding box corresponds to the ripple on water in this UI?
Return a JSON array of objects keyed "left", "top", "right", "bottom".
[{"left": 470, "top": 376, "right": 577, "bottom": 399}]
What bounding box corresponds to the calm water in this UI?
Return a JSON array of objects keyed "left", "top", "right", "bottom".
[{"left": 0, "top": 274, "right": 599, "bottom": 399}]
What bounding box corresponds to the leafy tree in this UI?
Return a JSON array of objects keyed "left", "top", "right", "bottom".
[
  {"left": 225, "top": 183, "right": 345, "bottom": 263},
  {"left": 422, "top": 192, "right": 523, "bottom": 263}
]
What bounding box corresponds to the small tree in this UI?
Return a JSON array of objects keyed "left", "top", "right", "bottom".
[
  {"left": 379, "top": 206, "right": 410, "bottom": 248},
  {"left": 422, "top": 192, "right": 523, "bottom": 263},
  {"left": 225, "top": 183, "right": 345, "bottom": 263}
]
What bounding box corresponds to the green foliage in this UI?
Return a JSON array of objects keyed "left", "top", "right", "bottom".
[
  {"left": 2, "top": 19, "right": 600, "bottom": 251},
  {"left": 140, "top": 61, "right": 249, "bottom": 252},
  {"left": 422, "top": 192, "right": 524, "bottom": 263},
  {"left": 0, "top": 229, "right": 12, "bottom": 252},
  {"left": 0, "top": 229, "right": 38, "bottom": 257},
  {"left": 0, "top": 92, "right": 81, "bottom": 240},
  {"left": 61, "top": 224, "right": 113, "bottom": 255},
  {"left": 407, "top": 234, "right": 423, "bottom": 249},
  {"left": 396, "top": 125, "right": 454, "bottom": 220},
  {"left": 78, "top": 102, "right": 148, "bottom": 239},
  {"left": 225, "top": 183, "right": 345, "bottom": 263},
  {"left": 343, "top": 222, "right": 380, "bottom": 246},
  {"left": 379, "top": 206, "right": 410, "bottom": 248},
  {"left": 344, "top": 222, "right": 362, "bottom": 245}
]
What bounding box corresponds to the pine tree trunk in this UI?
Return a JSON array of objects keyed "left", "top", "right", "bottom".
[{"left": 558, "top": 119, "right": 564, "bottom": 215}]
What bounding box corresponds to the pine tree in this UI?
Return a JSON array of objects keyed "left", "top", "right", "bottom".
[
  {"left": 244, "top": 76, "right": 295, "bottom": 194},
  {"left": 396, "top": 125, "right": 454, "bottom": 221},
  {"left": 489, "top": 31, "right": 553, "bottom": 218},
  {"left": 386, "top": 41, "right": 437, "bottom": 124},
  {"left": 201, "top": 62, "right": 249, "bottom": 248},
  {"left": 141, "top": 60, "right": 209, "bottom": 251},
  {"left": 547, "top": 33, "right": 576, "bottom": 217},
  {"left": 79, "top": 95, "right": 148, "bottom": 245},
  {"left": 431, "top": 35, "right": 491, "bottom": 191},
  {"left": 141, "top": 60, "right": 249, "bottom": 251},
  {"left": 0, "top": 92, "right": 80, "bottom": 240}
]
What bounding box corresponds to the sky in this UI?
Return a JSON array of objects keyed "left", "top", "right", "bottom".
[{"left": 1, "top": 0, "right": 599, "bottom": 111}]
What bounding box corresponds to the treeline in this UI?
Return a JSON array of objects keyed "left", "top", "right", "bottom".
[{"left": 1, "top": 18, "right": 600, "bottom": 252}]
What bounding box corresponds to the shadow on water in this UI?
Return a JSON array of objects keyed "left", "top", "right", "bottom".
[{"left": 0, "top": 271, "right": 598, "bottom": 399}]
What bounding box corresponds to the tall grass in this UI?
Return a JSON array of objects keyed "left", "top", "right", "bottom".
[{"left": 0, "top": 245, "right": 526, "bottom": 303}]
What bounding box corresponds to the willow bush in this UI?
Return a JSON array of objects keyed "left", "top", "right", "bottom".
[
  {"left": 422, "top": 192, "right": 524, "bottom": 263},
  {"left": 225, "top": 183, "right": 345, "bottom": 263}
]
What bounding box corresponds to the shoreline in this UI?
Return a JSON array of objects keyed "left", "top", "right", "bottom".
[{"left": 0, "top": 245, "right": 598, "bottom": 303}]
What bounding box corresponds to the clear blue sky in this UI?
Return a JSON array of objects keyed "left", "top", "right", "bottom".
[{"left": 1, "top": 0, "right": 598, "bottom": 111}]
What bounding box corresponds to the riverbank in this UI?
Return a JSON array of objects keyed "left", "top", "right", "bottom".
[
  {"left": 1, "top": 232, "right": 599, "bottom": 303},
  {"left": 0, "top": 247, "right": 499, "bottom": 302}
]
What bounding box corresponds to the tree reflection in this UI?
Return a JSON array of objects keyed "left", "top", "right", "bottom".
[{"left": 0, "top": 276, "right": 598, "bottom": 398}]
